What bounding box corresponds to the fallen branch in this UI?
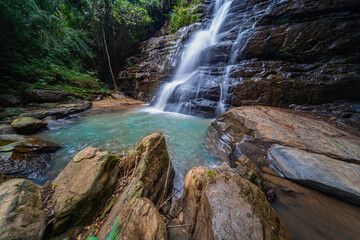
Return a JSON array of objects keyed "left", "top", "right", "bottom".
[{"left": 167, "top": 224, "right": 191, "bottom": 229}]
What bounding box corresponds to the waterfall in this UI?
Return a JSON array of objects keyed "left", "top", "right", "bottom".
[{"left": 153, "top": 0, "right": 233, "bottom": 112}]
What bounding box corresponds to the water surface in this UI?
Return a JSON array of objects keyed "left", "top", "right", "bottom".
[{"left": 34, "top": 107, "right": 221, "bottom": 189}]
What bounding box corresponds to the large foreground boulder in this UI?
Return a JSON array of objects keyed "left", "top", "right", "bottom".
[
  {"left": 11, "top": 117, "right": 48, "bottom": 134},
  {"left": 0, "top": 135, "right": 61, "bottom": 178},
  {"left": 48, "top": 147, "right": 121, "bottom": 235},
  {"left": 0, "top": 179, "right": 46, "bottom": 240},
  {"left": 120, "top": 198, "right": 167, "bottom": 240},
  {"left": 207, "top": 106, "right": 360, "bottom": 205},
  {"left": 98, "top": 133, "right": 174, "bottom": 238},
  {"left": 182, "top": 163, "right": 288, "bottom": 240}
]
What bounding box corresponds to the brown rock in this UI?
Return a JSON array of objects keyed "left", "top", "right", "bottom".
[
  {"left": 207, "top": 106, "right": 360, "bottom": 205},
  {"left": 120, "top": 198, "right": 167, "bottom": 240},
  {"left": 182, "top": 163, "right": 288, "bottom": 240},
  {"left": 49, "top": 147, "right": 121, "bottom": 235},
  {"left": 0, "top": 135, "right": 60, "bottom": 178},
  {"left": 98, "top": 133, "right": 174, "bottom": 239}
]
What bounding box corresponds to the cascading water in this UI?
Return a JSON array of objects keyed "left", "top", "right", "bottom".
[{"left": 153, "top": 0, "right": 233, "bottom": 116}]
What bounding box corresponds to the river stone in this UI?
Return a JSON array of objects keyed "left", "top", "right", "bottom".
[
  {"left": 98, "top": 133, "right": 174, "bottom": 239},
  {"left": 207, "top": 106, "right": 360, "bottom": 205},
  {"left": 0, "top": 124, "right": 16, "bottom": 135},
  {"left": 119, "top": 197, "right": 167, "bottom": 240},
  {"left": 0, "top": 136, "right": 61, "bottom": 178},
  {"left": 269, "top": 144, "right": 360, "bottom": 206},
  {"left": 0, "top": 179, "right": 46, "bottom": 240},
  {"left": 49, "top": 147, "right": 121, "bottom": 235},
  {"left": 182, "top": 163, "right": 288, "bottom": 240},
  {"left": 11, "top": 117, "right": 47, "bottom": 134}
]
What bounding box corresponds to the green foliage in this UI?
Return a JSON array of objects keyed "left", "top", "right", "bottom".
[
  {"left": 0, "top": 0, "right": 99, "bottom": 95},
  {"left": 0, "top": 0, "right": 172, "bottom": 96},
  {"left": 169, "top": 0, "right": 204, "bottom": 34},
  {"left": 86, "top": 217, "right": 120, "bottom": 240}
]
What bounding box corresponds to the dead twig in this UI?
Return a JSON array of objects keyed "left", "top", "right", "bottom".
[{"left": 158, "top": 186, "right": 184, "bottom": 210}]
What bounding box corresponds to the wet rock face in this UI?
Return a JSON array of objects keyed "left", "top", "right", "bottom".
[
  {"left": 0, "top": 179, "right": 47, "bottom": 240},
  {"left": 121, "top": 0, "right": 360, "bottom": 115},
  {"left": 182, "top": 163, "right": 288, "bottom": 240},
  {"left": 0, "top": 135, "right": 61, "bottom": 178},
  {"left": 206, "top": 106, "right": 360, "bottom": 205},
  {"left": 118, "top": 2, "right": 212, "bottom": 102}
]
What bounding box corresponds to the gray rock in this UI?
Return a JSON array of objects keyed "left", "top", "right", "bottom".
[
  {"left": 0, "top": 179, "right": 46, "bottom": 240},
  {"left": 269, "top": 144, "right": 360, "bottom": 206}
]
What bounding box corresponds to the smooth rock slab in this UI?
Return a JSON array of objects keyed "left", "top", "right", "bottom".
[
  {"left": 269, "top": 144, "right": 360, "bottom": 206},
  {"left": 120, "top": 198, "right": 167, "bottom": 240},
  {"left": 0, "top": 179, "right": 46, "bottom": 240}
]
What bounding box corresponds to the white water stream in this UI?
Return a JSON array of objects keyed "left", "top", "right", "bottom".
[{"left": 153, "top": 0, "right": 233, "bottom": 111}]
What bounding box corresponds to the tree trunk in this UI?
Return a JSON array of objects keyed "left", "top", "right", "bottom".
[{"left": 102, "top": 25, "right": 118, "bottom": 90}]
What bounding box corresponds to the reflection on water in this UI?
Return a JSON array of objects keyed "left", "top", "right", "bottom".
[
  {"left": 266, "top": 173, "right": 360, "bottom": 240},
  {"left": 33, "top": 107, "right": 221, "bottom": 190}
]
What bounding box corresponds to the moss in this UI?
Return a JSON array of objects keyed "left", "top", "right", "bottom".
[
  {"left": 169, "top": 0, "right": 205, "bottom": 34},
  {"left": 14, "top": 207, "right": 24, "bottom": 213},
  {"left": 100, "top": 198, "right": 117, "bottom": 220},
  {"left": 0, "top": 139, "right": 17, "bottom": 147}
]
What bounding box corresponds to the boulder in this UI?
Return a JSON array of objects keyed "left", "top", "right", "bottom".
[
  {"left": 0, "top": 135, "right": 61, "bottom": 178},
  {"left": 207, "top": 106, "right": 360, "bottom": 205},
  {"left": 11, "top": 117, "right": 47, "bottom": 134},
  {"left": 182, "top": 163, "right": 288, "bottom": 240},
  {"left": 0, "top": 179, "right": 46, "bottom": 240},
  {"left": 0, "top": 94, "right": 20, "bottom": 107},
  {"left": 25, "top": 89, "right": 78, "bottom": 103},
  {"left": 119, "top": 198, "right": 167, "bottom": 240},
  {"left": 98, "top": 133, "right": 174, "bottom": 238},
  {"left": 48, "top": 147, "right": 121, "bottom": 235}
]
